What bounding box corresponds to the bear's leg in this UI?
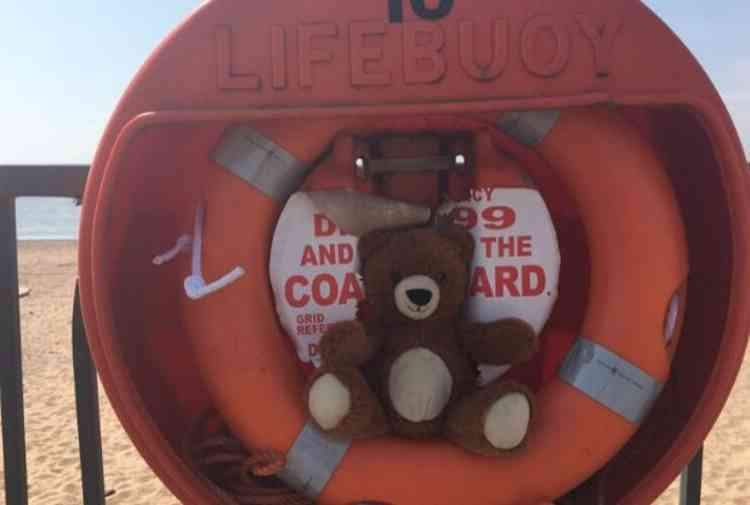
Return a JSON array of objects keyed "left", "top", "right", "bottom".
[
  {"left": 306, "top": 366, "right": 388, "bottom": 439},
  {"left": 444, "top": 380, "right": 534, "bottom": 456}
]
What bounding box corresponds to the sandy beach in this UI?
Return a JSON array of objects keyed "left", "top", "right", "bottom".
[
  {"left": 1, "top": 241, "right": 177, "bottom": 505},
  {"left": 1, "top": 240, "right": 748, "bottom": 504}
]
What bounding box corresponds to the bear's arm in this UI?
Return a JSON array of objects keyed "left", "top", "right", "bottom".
[
  {"left": 319, "top": 320, "right": 383, "bottom": 368},
  {"left": 459, "top": 318, "right": 539, "bottom": 366}
]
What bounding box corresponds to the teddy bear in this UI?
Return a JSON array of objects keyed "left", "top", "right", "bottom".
[{"left": 305, "top": 221, "right": 539, "bottom": 455}]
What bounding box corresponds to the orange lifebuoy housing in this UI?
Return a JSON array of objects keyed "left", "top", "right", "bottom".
[
  {"left": 77, "top": 2, "right": 750, "bottom": 504},
  {"left": 164, "top": 106, "right": 688, "bottom": 505}
]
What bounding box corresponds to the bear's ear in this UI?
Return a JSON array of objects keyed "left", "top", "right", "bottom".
[
  {"left": 358, "top": 229, "right": 396, "bottom": 260},
  {"left": 438, "top": 223, "right": 475, "bottom": 262}
]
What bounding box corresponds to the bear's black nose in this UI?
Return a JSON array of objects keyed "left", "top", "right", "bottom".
[{"left": 406, "top": 289, "right": 432, "bottom": 307}]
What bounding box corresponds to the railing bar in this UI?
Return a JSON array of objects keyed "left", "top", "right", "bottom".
[
  {"left": 0, "top": 165, "right": 89, "bottom": 198},
  {"left": 679, "top": 446, "right": 703, "bottom": 505},
  {"left": 0, "top": 196, "right": 29, "bottom": 505},
  {"left": 73, "top": 283, "right": 107, "bottom": 505}
]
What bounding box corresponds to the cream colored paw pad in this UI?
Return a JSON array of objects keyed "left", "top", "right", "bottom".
[
  {"left": 308, "top": 373, "right": 351, "bottom": 430},
  {"left": 483, "top": 392, "right": 531, "bottom": 450}
]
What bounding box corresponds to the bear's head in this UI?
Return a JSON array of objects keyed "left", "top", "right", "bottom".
[{"left": 358, "top": 223, "right": 475, "bottom": 326}]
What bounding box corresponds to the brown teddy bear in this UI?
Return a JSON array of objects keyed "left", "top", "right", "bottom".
[{"left": 305, "top": 222, "right": 539, "bottom": 455}]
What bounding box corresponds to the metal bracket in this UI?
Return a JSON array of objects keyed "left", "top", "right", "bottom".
[
  {"left": 353, "top": 133, "right": 471, "bottom": 181},
  {"left": 497, "top": 109, "right": 560, "bottom": 146},
  {"left": 559, "top": 338, "right": 664, "bottom": 424},
  {"left": 277, "top": 422, "right": 351, "bottom": 499},
  {"left": 212, "top": 126, "right": 309, "bottom": 202},
  {"left": 355, "top": 153, "right": 467, "bottom": 179}
]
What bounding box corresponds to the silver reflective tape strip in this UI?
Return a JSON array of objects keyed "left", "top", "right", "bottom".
[
  {"left": 212, "top": 126, "right": 308, "bottom": 202},
  {"left": 559, "top": 338, "right": 664, "bottom": 424},
  {"left": 277, "top": 422, "right": 351, "bottom": 499},
  {"left": 496, "top": 109, "right": 561, "bottom": 146}
]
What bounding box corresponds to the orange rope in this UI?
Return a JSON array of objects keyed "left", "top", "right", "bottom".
[
  {"left": 185, "top": 410, "right": 313, "bottom": 505},
  {"left": 185, "top": 410, "right": 394, "bottom": 505}
]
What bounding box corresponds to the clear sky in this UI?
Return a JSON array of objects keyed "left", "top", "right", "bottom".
[{"left": 1, "top": 1, "right": 748, "bottom": 164}]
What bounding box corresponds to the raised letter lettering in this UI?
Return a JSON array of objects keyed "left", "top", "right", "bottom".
[
  {"left": 298, "top": 23, "right": 338, "bottom": 88},
  {"left": 350, "top": 21, "right": 391, "bottom": 86},
  {"left": 271, "top": 25, "right": 287, "bottom": 89},
  {"left": 403, "top": 22, "right": 446, "bottom": 84},
  {"left": 216, "top": 26, "right": 261, "bottom": 90},
  {"left": 576, "top": 14, "right": 623, "bottom": 77},
  {"left": 459, "top": 19, "right": 509, "bottom": 81},
  {"left": 521, "top": 16, "right": 570, "bottom": 78}
]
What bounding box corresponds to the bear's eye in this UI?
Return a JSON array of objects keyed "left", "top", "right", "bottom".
[
  {"left": 390, "top": 271, "right": 402, "bottom": 284},
  {"left": 435, "top": 272, "right": 447, "bottom": 284}
]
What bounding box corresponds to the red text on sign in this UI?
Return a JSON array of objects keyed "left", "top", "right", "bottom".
[
  {"left": 314, "top": 214, "right": 348, "bottom": 237},
  {"left": 285, "top": 273, "right": 364, "bottom": 308},
  {"left": 479, "top": 235, "right": 532, "bottom": 258},
  {"left": 300, "top": 243, "right": 355, "bottom": 266},
  {"left": 449, "top": 205, "right": 516, "bottom": 230},
  {"left": 469, "top": 265, "right": 546, "bottom": 298}
]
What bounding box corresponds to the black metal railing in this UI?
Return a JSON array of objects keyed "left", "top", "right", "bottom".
[
  {"left": 0, "top": 165, "right": 703, "bottom": 505},
  {"left": 0, "top": 164, "right": 105, "bottom": 505}
]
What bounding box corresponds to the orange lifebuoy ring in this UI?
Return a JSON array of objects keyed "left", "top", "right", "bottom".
[{"left": 104, "top": 106, "right": 687, "bottom": 505}]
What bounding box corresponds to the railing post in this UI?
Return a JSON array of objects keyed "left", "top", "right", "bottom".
[
  {"left": 73, "top": 283, "right": 106, "bottom": 505},
  {"left": 0, "top": 196, "right": 29, "bottom": 505},
  {"left": 0, "top": 165, "right": 89, "bottom": 505},
  {"left": 679, "top": 446, "right": 703, "bottom": 505}
]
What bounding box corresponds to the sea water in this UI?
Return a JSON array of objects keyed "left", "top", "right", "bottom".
[{"left": 15, "top": 197, "right": 81, "bottom": 241}]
